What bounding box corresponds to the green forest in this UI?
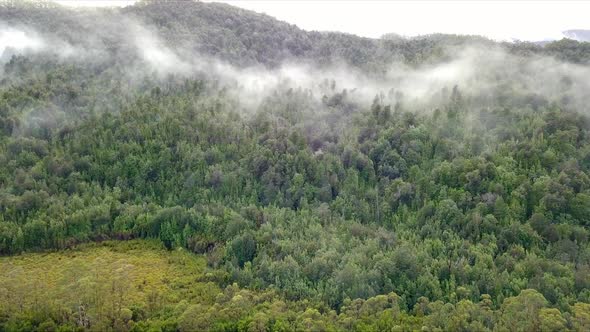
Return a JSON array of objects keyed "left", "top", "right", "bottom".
[{"left": 1, "top": 0, "right": 590, "bottom": 331}]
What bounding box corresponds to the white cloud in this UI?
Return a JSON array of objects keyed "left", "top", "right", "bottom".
[
  {"left": 131, "top": 23, "right": 192, "bottom": 75},
  {"left": 0, "top": 27, "right": 45, "bottom": 54}
]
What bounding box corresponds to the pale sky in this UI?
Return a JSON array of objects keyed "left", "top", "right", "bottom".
[{"left": 54, "top": 0, "right": 590, "bottom": 41}]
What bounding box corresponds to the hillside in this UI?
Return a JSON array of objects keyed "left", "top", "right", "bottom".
[
  {"left": 1, "top": 0, "right": 590, "bottom": 331},
  {"left": 2, "top": 0, "right": 590, "bottom": 70}
]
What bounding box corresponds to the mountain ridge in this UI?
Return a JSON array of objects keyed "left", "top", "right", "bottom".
[{"left": 2, "top": 0, "right": 590, "bottom": 70}]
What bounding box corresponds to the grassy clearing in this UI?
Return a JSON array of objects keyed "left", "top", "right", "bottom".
[{"left": 0, "top": 240, "right": 220, "bottom": 331}]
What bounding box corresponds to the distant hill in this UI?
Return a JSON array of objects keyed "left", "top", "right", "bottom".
[
  {"left": 563, "top": 29, "right": 590, "bottom": 42},
  {"left": 1, "top": 0, "right": 589, "bottom": 70}
]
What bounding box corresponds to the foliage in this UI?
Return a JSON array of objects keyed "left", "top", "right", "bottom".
[{"left": 1, "top": 1, "right": 590, "bottom": 330}]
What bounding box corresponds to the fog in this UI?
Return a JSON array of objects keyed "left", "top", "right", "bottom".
[
  {"left": 0, "top": 25, "right": 84, "bottom": 64},
  {"left": 0, "top": 26, "right": 44, "bottom": 55},
  {"left": 2, "top": 13, "right": 590, "bottom": 118}
]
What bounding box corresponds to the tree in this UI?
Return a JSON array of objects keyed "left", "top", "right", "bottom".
[
  {"left": 498, "top": 289, "right": 548, "bottom": 332},
  {"left": 538, "top": 308, "right": 567, "bottom": 332},
  {"left": 570, "top": 193, "right": 590, "bottom": 225},
  {"left": 572, "top": 302, "right": 590, "bottom": 331},
  {"left": 229, "top": 232, "right": 257, "bottom": 267}
]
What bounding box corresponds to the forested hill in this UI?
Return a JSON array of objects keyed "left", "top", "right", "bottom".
[
  {"left": 2, "top": 1, "right": 590, "bottom": 331},
  {"left": 122, "top": 1, "right": 493, "bottom": 68},
  {"left": 1, "top": 0, "right": 590, "bottom": 70},
  {"left": 0, "top": 0, "right": 483, "bottom": 70}
]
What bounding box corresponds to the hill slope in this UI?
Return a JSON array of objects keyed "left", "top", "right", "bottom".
[{"left": 2, "top": 0, "right": 590, "bottom": 69}]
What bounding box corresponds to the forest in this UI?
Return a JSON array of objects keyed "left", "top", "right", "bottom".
[{"left": 1, "top": 0, "right": 590, "bottom": 331}]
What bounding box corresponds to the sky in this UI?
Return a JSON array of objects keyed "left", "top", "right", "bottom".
[{"left": 53, "top": 0, "right": 590, "bottom": 41}]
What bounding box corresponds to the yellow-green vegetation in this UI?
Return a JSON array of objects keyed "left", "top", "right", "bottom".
[
  {"left": 2, "top": 240, "right": 590, "bottom": 331},
  {"left": 0, "top": 240, "right": 221, "bottom": 331},
  {"left": 0, "top": 239, "right": 418, "bottom": 332}
]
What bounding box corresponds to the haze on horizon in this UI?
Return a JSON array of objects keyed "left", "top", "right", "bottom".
[{"left": 53, "top": 0, "right": 590, "bottom": 42}]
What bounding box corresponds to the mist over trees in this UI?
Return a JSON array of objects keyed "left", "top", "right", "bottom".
[{"left": 2, "top": 0, "right": 590, "bottom": 331}]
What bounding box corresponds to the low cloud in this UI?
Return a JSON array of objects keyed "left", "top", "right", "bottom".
[
  {"left": 0, "top": 26, "right": 45, "bottom": 56},
  {"left": 3, "top": 16, "right": 590, "bottom": 118}
]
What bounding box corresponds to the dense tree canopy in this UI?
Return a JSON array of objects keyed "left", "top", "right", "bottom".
[{"left": 1, "top": 0, "right": 590, "bottom": 331}]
